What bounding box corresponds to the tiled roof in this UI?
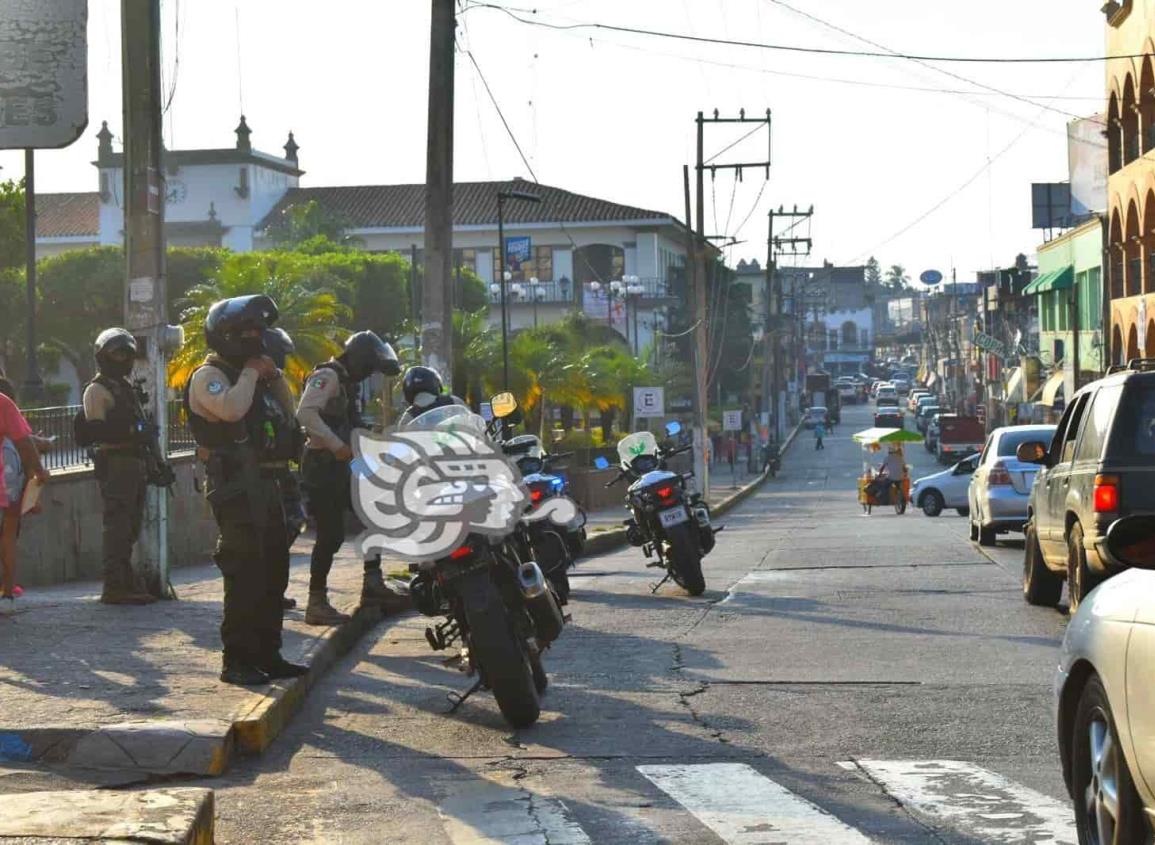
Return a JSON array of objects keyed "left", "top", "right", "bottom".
[
  {"left": 256, "top": 178, "right": 678, "bottom": 232},
  {"left": 36, "top": 192, "right": 100, "bottom": 238}
]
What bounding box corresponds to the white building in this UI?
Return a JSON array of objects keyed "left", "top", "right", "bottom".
[{"left": 35, "top": 118, "right": 691, "bottom": 353}]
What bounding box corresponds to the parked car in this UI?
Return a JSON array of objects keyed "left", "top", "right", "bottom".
[
  {"left": 836, "top": 378, "right": 858, "bottom": 405},
  {"left": 803, "top": 405, "right": 829, "bottom": 429},
  {"left": 892, "top": 376, "right": 912, "bottom": 396},
  {"left": 874, "top": 409, "right": 904, "bottom": 428},
  {"left": 876, "top": 397, "right": 900, "bottom": 415},
  {"left": 925, "top": 413, "right": 941, "bottom": 452},
  {"left": 967, "top": 424, "right": 1057, "bottom": 547},
  {"left": 913, "top": 394, "right": 939, "bottom": 417},
  {"left": 915, "top": 404, "right": 941, "bottom": 433},
  {"left": 1018, "top": 362, "right": 1155, "bottom": 609},
  {"left": 910, "top": 454, "right": 978, "bottom": 517},
  {"left": 908, "top": 390, "right": 930, "bottom": 411},
  {"left": 1054, "top": 521, "right": 1155, "bottom": 844},
  {"left": 936, "top": 414, "right": 985, "bottom": 464}
]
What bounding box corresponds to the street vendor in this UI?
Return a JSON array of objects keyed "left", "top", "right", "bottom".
[{"left": 877, "top": 444, "right": 906, "bottom": 489}]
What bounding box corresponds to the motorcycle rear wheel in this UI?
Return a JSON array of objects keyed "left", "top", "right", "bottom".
[
  {"left": 666, "top": 523, "right": 706, "bottom": 596},
  {"left": 465, "top": 584, "right": 541, "bottom": 728}
]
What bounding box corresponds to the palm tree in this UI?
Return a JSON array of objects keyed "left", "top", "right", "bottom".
[
  {"left": 452, "top": 309, "right": 498, "bottom": 407},
  {"left": 885, "top": 264, "right": 910, "bottom": 290},
  {"left": 168, "top": 256, "right": 350, "bottom": 390}
]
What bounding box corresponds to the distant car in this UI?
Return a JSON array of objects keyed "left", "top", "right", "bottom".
[
  {"left": 836, "top": 379, "right": 857, "bottom": 404},
  {"left": 967, "top": 424, "right": 1057, "bottom": 546},
  {"left": 874, "top": 410, "right": 904, "bottom": 428},
  {"left": 935, "top": 415, "right": 985, "bottom": 464},
  {"left": 876, "top": 384, "right": 898, "bottom": 404},
  {"left": 1055, "top": 538, "right": 1155, "bottom": 845},
  {"left": 914, "top": 395, "right": 939, "bottom": 416},
  {"left": 803, "top": 406, "right": 829, "bottom": 429},
  {"left": 908, "top": 390, "right": 931, "bottom": 411},
  {"left": 910, "top": 454, "right": 978, "bottom": 517},
  {"left": 877, "top": 397, "right": 900, "bottom": 413},
  {"left": 1018, "top": 363, "right": 1155, "bottom": 610},
  {"left": 915, "top": 405, "right": 941, "bottom": 433},
  {"left": 925, "top": 413, "right": 942, "bottom": 452}
]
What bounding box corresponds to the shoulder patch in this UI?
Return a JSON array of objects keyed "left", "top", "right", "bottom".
[
  {"left": 206, "top": 381, "right": 225, "bottom": 396},
  {"left": 309, "top": 375, "right": 329, "bottom": 390}
]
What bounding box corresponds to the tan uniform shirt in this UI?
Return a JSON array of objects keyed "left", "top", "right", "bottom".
[
  {"left": 82, "top": 380, "right": 137, "bottom": 451},
  {"left": 296, "top": 369, "right": 345, "bottom": 454},
  {"left": 187, "top": 364, "right": 295, "bottom": 423}
]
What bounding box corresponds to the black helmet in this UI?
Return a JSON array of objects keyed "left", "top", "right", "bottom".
[
  {"left": 204, "top": 295, "right": 279, "bottom": 362},
  {"left": 402, "top": 365, "right": 444, "bottom": 408},
  {"left": 264, "top": 328, "right": 294, "bottom": 369},
  {"left": 340, "top": 331, "right": 401, "bottom": 382},
  {"left": 93, "top": 328, "right": 138, "bottom": 378}
]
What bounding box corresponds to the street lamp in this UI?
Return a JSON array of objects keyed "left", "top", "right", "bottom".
[
  {"left": 529, "top": 276, "right": 541, "bottom": 328},
  {"left": 625, "top": 276, "right": 644, "bottom": 355},
  {"left": 497, "top": 188, "right": 542, "bottom": 389}
]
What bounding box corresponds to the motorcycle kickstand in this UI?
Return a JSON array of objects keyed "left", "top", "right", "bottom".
[
  {"left": 650, "top": 572, "right": 672, "bottom": 594},
  {"left": 446, "top": 677, "right": 484, "bottom": 713}
]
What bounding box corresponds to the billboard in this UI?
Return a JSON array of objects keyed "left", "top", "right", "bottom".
[
  {"left": 1068, "top": 114, "right": 1108, "bottom": 217},
  {"left": 1031, "top": 183, "right": 1072, "bottom": 230},
  {"left": 0, "top": 0, "right": 88, "bottom": 150},
  {"left": 505, "top": 236, "right": 531, "bottom": 271}
]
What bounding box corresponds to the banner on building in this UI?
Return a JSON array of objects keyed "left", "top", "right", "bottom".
[
  {"left": 1068, "top": 114, "right": 1107, "bottom": 217},
  {"left": 505, "top": 236, "right": 531, "bottom": 271},
  {"left": 0, "top": 0, "right": 88, "bottom": 150}
]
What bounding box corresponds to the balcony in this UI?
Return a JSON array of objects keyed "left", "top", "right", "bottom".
[{"left": 486, "top": 276, "right": 674, "bottom": 307}]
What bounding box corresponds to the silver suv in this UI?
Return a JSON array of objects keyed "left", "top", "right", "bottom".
[{"left": 1018, "top": 362, "right": 1155, "bottom": 610}]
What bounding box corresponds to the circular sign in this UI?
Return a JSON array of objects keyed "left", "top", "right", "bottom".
[{"left": 920, "top": 269, "right": 943, "bottom": 285}]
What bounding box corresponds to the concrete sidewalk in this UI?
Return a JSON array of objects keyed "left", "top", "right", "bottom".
[{"left": 0, "top": 540, "right": 400, "bottom": 780}]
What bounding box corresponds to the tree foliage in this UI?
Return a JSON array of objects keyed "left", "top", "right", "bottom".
[
  {"left": 865, "top": 256, "right": 882, "bottom": 287},
  {"left": 885, "top": 264, "right": 911, "bottom": 290},
  {"left": 0, "top": 179, "right": 25, "bottom": 271},
  {"left": 264, "top": 199, "right": 363, "bottom": 250}
]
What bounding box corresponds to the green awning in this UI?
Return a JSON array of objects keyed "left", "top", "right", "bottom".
[{"left": 1023, "top": 266, "right": 1074, "bottom": 295}]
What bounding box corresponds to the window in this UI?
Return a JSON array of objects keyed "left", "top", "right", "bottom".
[
  {"left": 453, "top": 248, "right": 477, "bottom": 272},
  {"left": 1057, "top": 290, "right": 1069, "bottom": 331},
  {"left": 1082, "top": 268, "right": 1102, "bottom": 326},
  {"left": 1107, "top": 380, "right": 1155, "bottom": 462},
  {"left": 1075, "top": 385, "right": 1122, "bottom": 462},
  {"left": 1041, "top": 293, "right": 1052, "bottom": 331},
  {"left": 1050, "top": 393, "right": 1089, "bottom": 464}
]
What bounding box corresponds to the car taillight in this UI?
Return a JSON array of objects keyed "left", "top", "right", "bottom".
[
  {"left": 449, "top": 545, "right": 473, "bottom": 560},
  {"left": 657, "top": 485, "right": 675, "bottom": 500},
  {"left": 530, "top": 488, "right": 544, "bottom": 503},
  {"left": 1094, "top": 474, "right": 1120, "bottom": 513},
  {"left": 988, "top": 462, "right": 1012, "bottom": 486}
]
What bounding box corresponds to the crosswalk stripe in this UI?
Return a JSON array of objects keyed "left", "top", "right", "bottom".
[
  {"left": 438, "top": 780, "right": 592, "bottom": 845},
  {"left": 855, "top": 759, "right": 1077, "bottom": 844},
  {"left": 638, "top": 762, "right": 872, "bottom": 844}
]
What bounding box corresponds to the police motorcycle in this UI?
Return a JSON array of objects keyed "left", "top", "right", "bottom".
[
  {"left": 595, "top": 421, "right": 717, "bottom": 596},
  {"left": 500, "top": 430, "right": 587, "bottom": 605},
  {"left": 403, "top": 399, "right": 565, "bottom": 729}
]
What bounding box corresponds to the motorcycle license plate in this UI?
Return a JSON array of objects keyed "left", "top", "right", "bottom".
[{"left": 659, "top": 507, "right": 689, "bottom": 528}]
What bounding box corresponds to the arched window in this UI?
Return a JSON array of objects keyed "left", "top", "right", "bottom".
[
  {"left": 1110, "top": 210, "right": 1125, "bottom": 299},
  {"left": 1126, "top": 198, "right": 1142, "bottom": 297},
  {"left": 1109, "top": 92, "right": 1123, "bottom": 173},
  {"left": 1124, "top": 75, "right": 1140, "bottom": 164},
  {"left": 1142, "top": 58, "right": 1155, "bottom": 153},
  {"left": 841, "top": 320, "right": 857, "bottom": 348}
]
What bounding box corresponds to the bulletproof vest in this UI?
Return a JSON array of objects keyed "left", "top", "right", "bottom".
[
  {"left": 184, "top": 356, "right": 300, "bottom": 461},
  {"left": 89, "top": 374, "right": 147, "bottom": 443},
  {"left": 310, "top": 361, "right": 362, "bottom": 442}
]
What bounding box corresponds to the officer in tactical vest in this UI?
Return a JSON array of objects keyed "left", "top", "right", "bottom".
[
  {"left": 81, "top": 329, "right": 157, "bottom": 605},
  {"left": 185, "top": 295, "right": 307, "bottom": 686},
  {"left": 263, "top": 327, "right": 305, "bottom": 612},
  {"left": 396, "top": 365, "right": 464, "bottom": 428},
  {"left": 297, "top": 331, "right": 401, "bottom": 625}
]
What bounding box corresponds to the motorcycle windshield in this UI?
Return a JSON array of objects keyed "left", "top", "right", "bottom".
[
  {"left": 618, "top": 431, "right": 659, "bottom": 469},
  {"left": 404, "top": 404, "right": 488, "bottom": 437}
]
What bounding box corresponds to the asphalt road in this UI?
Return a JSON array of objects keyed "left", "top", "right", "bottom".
[{"left": 213, "top": 403, "right": 1074, "bottom": 844}]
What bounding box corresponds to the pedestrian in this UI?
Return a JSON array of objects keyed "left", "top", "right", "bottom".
[
  {"left": 78, "top": 329, "right": 158, "bottom": 605},
  {"left": 0, "top": 376, "right": 51, "bottom": 601},
  {"left": 297, "top": 330, "right": 401, "bottom": 625},
  {"left": 814, "top": 419, "right": 826, "bottom": 450},
  {"left": 185, "top": 294, "right": 307, "bottom": 686}
]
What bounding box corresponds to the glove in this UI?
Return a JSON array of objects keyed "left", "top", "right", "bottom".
[{"left": 133, "top": 421, "right": 160, "bottom": 442}]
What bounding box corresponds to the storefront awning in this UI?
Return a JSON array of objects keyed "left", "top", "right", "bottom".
[
  {"left": 926, "top": 371, "right": 939, "bottom": 389},
  {"left": 1039, "top": 372, "right": 1066, "bottom": 407},
  {"left": 1005, "top": 367, "right": 1024, "bottom": 404},
  {"left": 1023, "top": 266, "right": 1074, "bottom": 295}
]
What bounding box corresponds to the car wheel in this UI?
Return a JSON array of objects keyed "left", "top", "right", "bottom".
[
  {"left": 1067, "top": 523, "right": 1104, "bottom": 613},
  {"left": 920, "top": 490, "right": 944, "bottom": 517},
  {"left": 956, "top": 507, "right": 970, "bottom": 517},
  {"left": 1023, "top": 521, "right": 1062, "bottom": 607},
  {"left": 1072, "top": 674, "right": 1150, "bottom": 845},
  {"left": 978, "top": 522, "right": 997, "bottom": 547}
]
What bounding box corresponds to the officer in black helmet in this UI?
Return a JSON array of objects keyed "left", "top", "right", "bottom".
[
  {"left": 263, "top": 328, "right": 306, "bottom": 612},
  {"left": 81, "top": 329, "right": 156, "bottom": 605},
  {"left": 185, "top": 295, "right": 307, "bottom": 686},
  {"left": 297, "top": 331, "right": 401, "bottom": 624},
  {"left": 397, "top": 365, "right": 464, "bottom": 427}
]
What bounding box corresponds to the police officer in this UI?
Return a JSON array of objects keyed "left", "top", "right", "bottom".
[
  {"left": 297, "top": 331, "right": 400, "bottom": 625},
  {"left": 263, "top": 328, "right": 305, "bottom": 612},
  {"left": 82, "top": 329, "right": 156, "bottom": 605},
  {"left": 185, "top": 295, "right": 306, "bottom": 686},
  {"left": 397, "top": 365, "right": 464, "bottom": 427}
]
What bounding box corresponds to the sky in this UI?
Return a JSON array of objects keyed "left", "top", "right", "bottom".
[{"left": 0, "top": 0, "right": 1108, "bottom": 283}]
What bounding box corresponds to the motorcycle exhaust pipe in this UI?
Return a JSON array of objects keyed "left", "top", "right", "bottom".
[
  {"left": 519, "top": 561, "right": 565, "bottom": 644},
  {"left": 518, "top": 561, "right": 549, "bottom": 599}
]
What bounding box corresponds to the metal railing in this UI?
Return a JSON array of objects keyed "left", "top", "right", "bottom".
[{"left": 21, "top": 399, "right": 196, "bottom": 471}]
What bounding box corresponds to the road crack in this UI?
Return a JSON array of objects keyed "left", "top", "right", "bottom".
[{"left": 846, "top": 757, "right": 950, "bottom": 845}]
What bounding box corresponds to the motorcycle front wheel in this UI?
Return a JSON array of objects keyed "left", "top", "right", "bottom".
[
  {"left": 462, "top": 577, "right": 541, "bottom": 728},
  {"left": 665, "top": 522, "right": 706, "bottom": 596}
]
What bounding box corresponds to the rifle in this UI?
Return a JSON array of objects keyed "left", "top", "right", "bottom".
[{"left": 131, "top": 378, "right": 178, "bottom": 489}]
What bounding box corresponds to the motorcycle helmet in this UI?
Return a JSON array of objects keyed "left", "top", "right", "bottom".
[
  {"left": 340, "top": 331, "right": 401, "bottom": 382},
  {"left": 93, "top": 328, "right": 138, "bottom": 378},
  {"left": 264, "top": 327, "right": 294, "bottom": 369},
  {"left": 402, "top": 365, "right": 444, "bottom": 409},
  {"left": 204, "top": 294, "right": 279, "bottom": 363}
]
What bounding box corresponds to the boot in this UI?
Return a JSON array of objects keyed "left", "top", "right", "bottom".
[
  {"left": 255, "top": 654, "right": 309, "bottom": 680},
  {"left": 360, "top": 569, "right": 412, "bottom": 613},
  {"left": 220, "top": 660, "right": 269, "bottom": 687},
  {"left": 305, "top": 591, "right": 351, "bottom": 626},
  {"left": 281, "top": 596, "right": 297, "bottom": 611}
]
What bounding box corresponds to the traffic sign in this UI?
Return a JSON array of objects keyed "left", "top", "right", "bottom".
[
  {"left": 633, "top": 386, "right": 665, "bottom": 418},
  {"left": 920, "top": 269, "right": 943, "bottom": 286},
  {"left": 723, "top": 409, "right": 743, "bottom": 431}
]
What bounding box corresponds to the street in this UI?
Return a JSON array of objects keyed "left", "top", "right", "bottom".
[{"left": 213, "top": 402, "right": 1073, "bottom": 844}]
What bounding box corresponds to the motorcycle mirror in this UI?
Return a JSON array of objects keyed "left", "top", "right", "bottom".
[
  {"left": 593, "top": 456, "right": 610, "bottom": 470},
  {"left": 490, "top": 392, "right": 518, "bottom": 419},
  {"left": 1105, "top": 516, "right": 1155, "bottom": 569},
  {"left": 665, "top": 420, "right": 682, "bottom": 437}
]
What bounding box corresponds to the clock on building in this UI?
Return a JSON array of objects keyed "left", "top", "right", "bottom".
[{"left": 165, "top": 180, "right": 188, "bottom": 204}]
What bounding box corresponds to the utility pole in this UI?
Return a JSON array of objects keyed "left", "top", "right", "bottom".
[
  {"left": 423, "top": 0, "right": 454, "bottom": 385},
  {"left": 765, "top": 205, "right": 813, "bottom": 443},
  {"left": 121, "top": 0, "right": 170, "bottom": 598},
  {"left": 693, "top": 108, "right": 772, "bottom": 499},
  {"left": 21, "top": 149, "right": 42, "bottom": 402}
]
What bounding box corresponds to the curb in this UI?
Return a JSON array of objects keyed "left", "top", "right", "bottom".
[{"left": 0, "top": 786, "right": 214, "bottom": 844}]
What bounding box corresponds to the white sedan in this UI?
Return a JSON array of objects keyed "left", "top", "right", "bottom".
[
  {"left": 910, "top": 454, "right": 977, "bottom": 517},
  {"left": 1056, "top": 515, "right": 1155, "bottom": 843}
]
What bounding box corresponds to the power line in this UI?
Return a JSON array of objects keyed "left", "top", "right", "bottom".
[
  {"left": 705, "top": 121, "right": 766, "bottom": 165},
  {"left": 466, "top": 3, "right": 1149, "bottom": 65}
]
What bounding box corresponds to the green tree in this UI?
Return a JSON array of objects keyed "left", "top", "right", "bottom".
[
  {"left": 452, "top": 309, "right": 498, "bottom": 407},
  {"left": 0, "top": 179, "right": 25, "bottom": 271},
  {"left": 865, "top": 256, "right": 882, "bottom": 288},
  {"left": 264, "top": 199, "right": 363, "bottom": 250},
  {"left": 885, "top": 264, "right": 910, "bottom": 290}
]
